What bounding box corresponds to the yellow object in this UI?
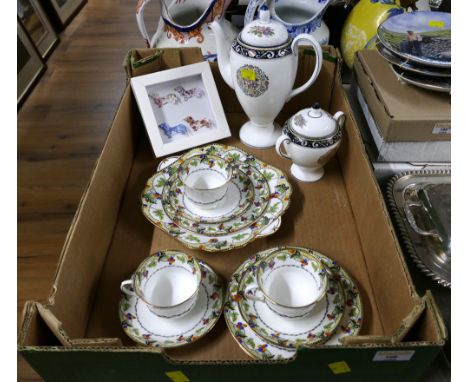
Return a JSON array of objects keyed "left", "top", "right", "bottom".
[
  {"left": 341, "top": 0, "right": 404, "bottom": 68},
  {"left": 328, "top": 361, "right": 352, "bottom": 374},
  {"left": 240, "top": 68, "right": 256, "bottom": 81},
  {"left": 428, "top": 20, "right": 445, "bottom": 28},
  {"left": 165, "top": 371, "right": 190, "bottom": 382}
]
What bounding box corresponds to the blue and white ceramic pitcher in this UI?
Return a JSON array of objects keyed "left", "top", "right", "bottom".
[{"left": 244, "top": 0, "right": 333, "bottom": 45}]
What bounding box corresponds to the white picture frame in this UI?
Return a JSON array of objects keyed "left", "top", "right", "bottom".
[{"left": 131, "top": 61, "right": 232, "bottom": 158}]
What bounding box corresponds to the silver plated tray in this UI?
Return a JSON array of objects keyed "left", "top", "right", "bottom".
[{"left": 386, "top": 170, "right": 451, "bottom": 288}]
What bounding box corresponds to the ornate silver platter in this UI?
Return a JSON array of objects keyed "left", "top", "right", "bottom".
[{"left": 386, "top": 170, "right": 451, "bottom": 288}]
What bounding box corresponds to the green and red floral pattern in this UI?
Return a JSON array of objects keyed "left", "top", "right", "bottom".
[
  {"left": 238, "top": 249, "right": 345, "bottom": 349},
  {"left": 162, "top": 164, "right": 270, "bottom": 236},
  {"left": 119, "top": 260, "right": 223, "bottom": 348},
  {"left": 141, "top": 144, "right": 292, "bottom": 252},
  {"left": 224, "top": 249, "right": 297, "bottom": 360},
  {"left": 165, "top": 161, "right": 256, "bottom": 224}
]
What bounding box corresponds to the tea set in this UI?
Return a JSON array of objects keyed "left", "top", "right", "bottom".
[{"left": 122, "top": 1, "right": 361, "bottom": 356}]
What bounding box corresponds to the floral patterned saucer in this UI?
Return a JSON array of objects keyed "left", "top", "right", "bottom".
[
  {"left": 317, "top": 255, "right": 363, "bottom": 346},
  {"left": 224, "top": 250, "right": 297, "bottom": 361},
  {"left": 238, "top": 248, "right": 345, "bottom": 349},
  {"left": 161, "top": 163, "right": 271, "bottom": 236},
  {"left": 165, "top": 164, "right": 257, "bottom": 224},
  {"left": 119, "top": 261, "right": 223, "bottom": 348},
  {"left": 142, "top": 144, "right": 292, "bottom": 252}
]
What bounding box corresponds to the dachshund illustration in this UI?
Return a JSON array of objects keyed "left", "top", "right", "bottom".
[
  {"left": 174, "top": 86, "right": 205, "bottom": 101},
  {"left": 184, "top": 116, "right": 213, "bottom": 132},
  {"left": 149, "top": 93, "right": 181, "bottom": 108},
  {"left": 158, "top": 123, "right": 190, "bottom": 139}
]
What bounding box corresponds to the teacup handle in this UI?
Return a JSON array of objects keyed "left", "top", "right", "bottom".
[
  {"left": 120, "top": 280, "right": 137, "bottom": 297},
  {"left": 275, "top": 135, "right": 291, "bottom": 160},
  {"left": 287, "top": 33, "right": 323, "bottom": 102},
  {"left": 244, "top": 284, "right": 265, "bottom": 302}
]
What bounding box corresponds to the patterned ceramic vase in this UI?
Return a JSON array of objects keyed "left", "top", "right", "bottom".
[
  {"left": 340, "top": 0, "right": 404, "bottom": 68},
  {"left": 136, "top": 0, "right": 237, "bottom": 61},
  {"left": 244, "top": 0, "right": 333, "bottom": 46}
]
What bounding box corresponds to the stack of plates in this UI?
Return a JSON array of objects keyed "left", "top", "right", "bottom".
[
  {"left": 141, "top": 144, "right": 292, "bottom": 252},
  {"left": 376, "top": 11, "right": 451, "bottom": 93},
  {"left": 225, "top": 246, "right": 363, "bottom": 360}
]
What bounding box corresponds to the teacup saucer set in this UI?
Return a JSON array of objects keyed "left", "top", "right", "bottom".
[{"left": 120, "top": 3, "right": 363, "bottom": 359}]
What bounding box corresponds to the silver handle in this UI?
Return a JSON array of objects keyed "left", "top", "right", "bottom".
[{"left": 403, "top": 201, "right": 443, "bottom": 242}]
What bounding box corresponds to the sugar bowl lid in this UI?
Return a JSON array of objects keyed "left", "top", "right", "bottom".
[
  {"left": 289, "top": 103, "right": 340, "bottom": 139},
  {"left": 239, "top": 4, "right": 290, "bottom": 48},
  {"left": 284, "top": 103, "right": 345, "bottom": 148}
]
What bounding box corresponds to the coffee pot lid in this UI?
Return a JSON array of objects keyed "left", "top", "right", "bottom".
[
  {"left": 288, "top": 103, "right": 339, "bottom": 139},
  {"left": 239, "top": 4, "right": 290, "bottom": 47}
]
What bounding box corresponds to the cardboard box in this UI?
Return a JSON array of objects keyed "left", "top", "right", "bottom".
[
  {"left": 355, "top": 84, "right": 451, "bottom": 163},
  {"left": 354, "top": 50, "right": 451, "bottom": 143},
  {"left": 18, "top": 47, "right": 446, "bottom": 382},
  {"left": 343, "top": 83, "right": 450, "bottom": 187}
]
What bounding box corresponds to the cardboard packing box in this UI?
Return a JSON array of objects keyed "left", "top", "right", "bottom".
[
  {"left": 354, "top": 50, "right": 451, "bottom": 143},
  {"left": 18, "top": 47, "right": 446, "bottom": 382},
  {"left": 353, "top": 83, "right": 450, "bottom": 163}
]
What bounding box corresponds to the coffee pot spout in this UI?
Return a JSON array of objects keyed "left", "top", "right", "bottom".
[{"left": 210, "top": 19, "right": 234, "bottom": 89}]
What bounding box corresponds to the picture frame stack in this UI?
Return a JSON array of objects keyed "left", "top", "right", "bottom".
[{"left": 17, "top": 0, "right": 87, "bottom": 107}]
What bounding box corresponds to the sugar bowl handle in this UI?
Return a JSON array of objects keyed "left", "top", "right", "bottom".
[
  {"left": 333, "top": 111, "right": 346, "bottom": 130},
  {"left": 275, "top": 134, "right": 292, "bottom": 159},
  {"left": 287, "top": 33, "right": 323, "bottom": 102}
]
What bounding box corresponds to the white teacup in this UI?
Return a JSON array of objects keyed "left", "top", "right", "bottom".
[
  {"left": 178, "top": 154, "right": 233, "bottom": 210},
  {"left": 121, "top": 250, "right": 202, "bottom": 319},
  {"left": 244, "top": 248, "right": 328, "bottom": 319}
]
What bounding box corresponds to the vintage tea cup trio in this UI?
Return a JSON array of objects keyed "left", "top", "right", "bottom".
[{"left": 121, "top": 2, "right": 354, "bottom": 356}]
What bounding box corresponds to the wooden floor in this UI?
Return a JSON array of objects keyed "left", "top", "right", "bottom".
[{"left": 18, "top": 1, "right": 158, "bottom": 379}]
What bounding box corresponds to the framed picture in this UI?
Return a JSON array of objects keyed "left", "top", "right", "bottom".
[
  {"left": 17, "top": 0, "right": 59, "bottom": 59},
  {"left": 18, "top": 19, "right": 46, "bottom": 107},
  {"left": 131, "top": 61, "right": 232, "bottom": 158},
  {"left": 45, "top": 0, "right": 87, "bottom": 28}
]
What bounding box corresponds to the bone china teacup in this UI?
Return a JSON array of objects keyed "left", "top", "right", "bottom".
[
  {"left": 244, "top": 248, "right": 328, "bottom": 319},
  {"left": 177, "top": 154, "right": 232, "bottom": 210},
  {"left": 120, "top": 250, "right": 202, "bottom": 319}
]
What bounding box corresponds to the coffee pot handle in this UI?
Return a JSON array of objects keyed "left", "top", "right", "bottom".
[
  {"left": 287, "top": 33, "right": 323, "bottom": 102},
  {"left": 136, "top": 0, "right": 156, "bottom": 48}
]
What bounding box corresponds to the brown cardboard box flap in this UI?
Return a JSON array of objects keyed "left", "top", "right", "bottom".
[
  {"left": 358, "top": 51, "right": 450, "bottom": 120},
  {"left": 124, "top": 48, "right": 205, "bottom": 79},
  {"left": 34, "top": 303, "right": 124, "bottom": 348}
]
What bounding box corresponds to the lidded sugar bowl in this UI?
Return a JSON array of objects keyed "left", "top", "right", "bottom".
[
  {"left": 211, "top": 3, "right": 323, "bottom": 148},
  {"left": 275, "top": 103, "right": 345, "bottom": 182}
]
